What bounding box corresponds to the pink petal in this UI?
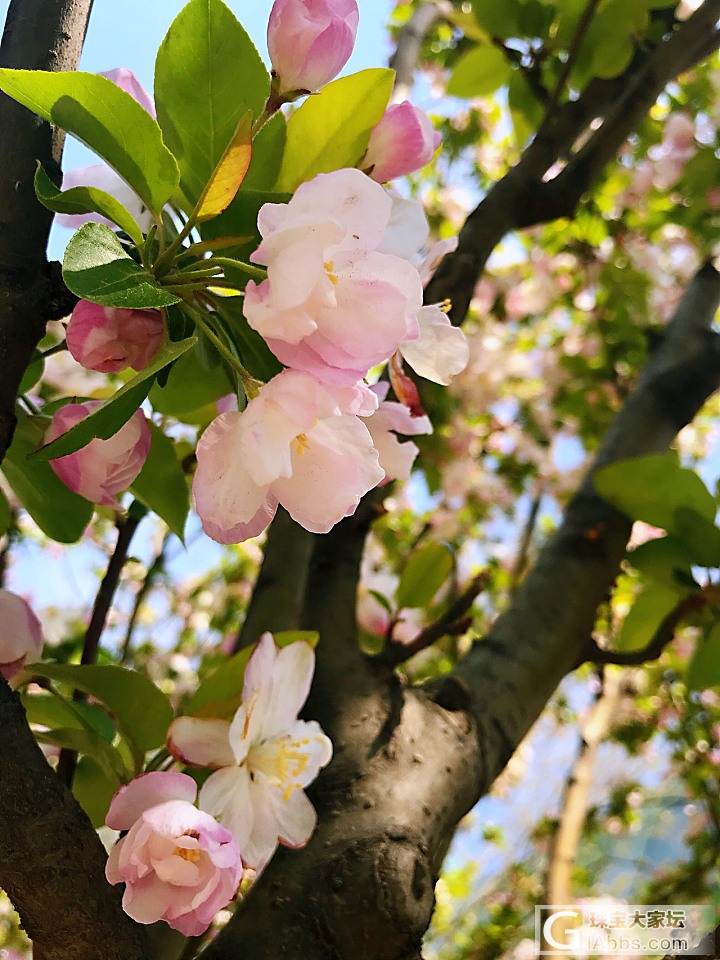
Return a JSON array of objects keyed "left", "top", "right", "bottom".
[
  {"left": 106, "top": 772, "right": 198, "bottom": 830},
  {"left": 166, "top": 717, "right": 235, "bottom": 769},
  {"left": 199, "top": 765, "right": 253, "bottom": 853}
]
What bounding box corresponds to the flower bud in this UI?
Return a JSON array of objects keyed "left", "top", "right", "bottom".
[
  {"left": 267, "top": 0, "right": 359, "bottom": 94},
  {"left": 364, "top": 102, "right": 441, "bottom": 183},
  {"left": 0, "top": 589, "right": 43, "bottom": 680},
  {"left": 66, "top": 300, "right": 164, "bottom": 373},
  {"left": 46, "top": 402, "right": 151, "bottom": 507}
]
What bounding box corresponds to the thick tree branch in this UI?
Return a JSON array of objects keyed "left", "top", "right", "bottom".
[
  {"left": 388, "top": 1, "right": 444, "bottom": 103},
  {"left": 0, "top": 0, "right": 93, "bottom": 462},
  {"left": 429, "top": 263, "right": 720, "bottom": 796},
  {"left": 0, "top": 679, "right": 153, "bottom": 960},
  {"left": 426, "top": 1, "right": 720, "bottom": 323}
]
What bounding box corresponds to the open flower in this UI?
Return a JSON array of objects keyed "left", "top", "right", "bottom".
[
  {"left": 167, "top": 634, "right": 333, "bottom": 872},
  {"left": 244, "top": 168, "right": 423, "bottom": 386},
  {"left": 0, "top": 589, "right": 43, "bottom": 680},
  {"left": 46, "top": 402, "right": 151, "bottom": 506},
  {"left": 193, "top": 369, "right": 384, "bottom": 543},
  {"left": 66, "top": 300, "right": 164, "bottom": 373},
  {"left": 363, "top": 382, "right": 432, "bottom": 484},
  {"left": 105, "top": 771, "right": 242, "bottom": 936}
]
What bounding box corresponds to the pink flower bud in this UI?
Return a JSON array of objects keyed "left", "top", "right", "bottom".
[
  {"left": 267, "top": 0, "right": 359, "bottom": 94},
  {"left": 0, "top": 589, "right": 43, "bottom": 680},
  {"left": 66, "top": 300, "right": 165, "bottom": 373},
  {"left": 99, "top": 68, "right": 156, "bottom": 118},
  {"left": 46, "top": 402, "right": 151, "bottom": 506},
  {"left": 364, "top": 102, "right": 441, "bottom": 183}
]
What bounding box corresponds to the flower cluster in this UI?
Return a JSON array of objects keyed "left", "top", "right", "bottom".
[{"left": 106, "top": 634, "right": 332, "bottom": 934}]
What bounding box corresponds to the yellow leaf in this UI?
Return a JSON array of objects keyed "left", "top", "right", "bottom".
[{"left": 196, "top": 110, "right": 253, "bottom": 222}]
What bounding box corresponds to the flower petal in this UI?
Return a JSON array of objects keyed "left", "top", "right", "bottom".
[
  {"left": 400, "top": 305, "right": 469, "bottom": 385},
  {"left": 260, "top": 641, "right": 316, "bottom": 738},
  {"left": 273, "top": 786, "right": 318, "bottom": 849},
  {"left": 199, "top": 765, "right": 253, "bottom": 853},
  {"left": 166, "top": 717, "right": 235, "bottom": 769},
  {"left": 105, "top": 771, "right": 198, "bottom": 830}
]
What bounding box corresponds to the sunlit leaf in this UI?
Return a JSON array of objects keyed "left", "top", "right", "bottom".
[{"left": 196, "top": 111, "right": 253, "bottom": 222}]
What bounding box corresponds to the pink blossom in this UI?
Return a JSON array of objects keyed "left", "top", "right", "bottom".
[
  {"left": 46, "top": 402, "right": 151, "bottom": 506},
  {"left": 105, "top": 771, "right": 242, "bottom": 936},
  {"left": 167, "top": 635, "right": 332, "bottom": 871},
  {"left": 66, "top": 300, "right": 164, "bottom": 373},
  {"left": 99, "top": 67, "right": 156, "bottom": 118},
  {"left": 364, "top": 102, "right": 441, "bottom": 183},
  {"left": 363, "top": 382, "right": 431, "bottom": 484},
  {"left": 0, "top": 589, "right": 43, "bottom": 680},
  {"left": 267, "top": 0, "right": 359, "bottom": 94},
  {"left": 244, "top": 169, "right": 423, "bottom": 386},
  {"left": 399, "top": 304, "right": 469, "bottom": 385},
  {"left": 193, "top": 369, "right": 384, "bottom": 543}
]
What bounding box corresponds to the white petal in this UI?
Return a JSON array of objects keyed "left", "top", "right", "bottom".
[
  {"left": 376, "top": 190, "right": 429, "bottom": 261},
  {"left": 166, "top": 717, "right": 235, "bottom": 769},
  {"left": 56, "top": 163, "right": 153, "bottom": 232},
  {"left": 400, "top": 305, "right": 469, "bottom": 385},
  {"left": 199, "top": 765, "right": 253, "bottom": 853},
  {"left": 273, "top": 788, "right": 318, "bottom": 850},
  {"left": 261, "top": 641, "right": 316, "bottom": 738},
  {"left": 240, "top": 775, "right": 281, "bottom": 871}
]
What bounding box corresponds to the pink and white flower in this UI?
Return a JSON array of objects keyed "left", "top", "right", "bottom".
[
  {"left": 66, "top": 300, "right": 164, "bottom": 373},
  {"left": 105, "top": 771, "right": 242, "bottom": 936},
  {"left": 167, "top": 635, "right": 333, "bottom": 872},
  {"left": 46, "top": 402, "right": 151, "bottom": 506},
  {"left": 193, "top": 369, "right": 384, "bottom": 543},
  {"left": 243, "top": 168, "right": 423, "bottom": 386},
  {"left": 267, "top": 0, "right": 359, "bottom": 94},
  {"left": 364, "top": 102, "right": 441, "bottom": 183},
  {"left": 363, "top": 382, "right": 432, "bottom": 483},
  {"left": 0, "top": 589, "right": 43, "bottom": 680}
]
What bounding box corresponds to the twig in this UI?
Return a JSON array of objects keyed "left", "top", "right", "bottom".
[
  {"left": 509, "top": 488, "right": 543, "bottom": 593},
  {"left": 382, "top": 572, "right": 489, "bottom": 667},
  {"left": 119, "top": 528, "right": 171, "bottom": 663},
  {"left": 57, "top": 507, "right": 144, "bottom": 786}
]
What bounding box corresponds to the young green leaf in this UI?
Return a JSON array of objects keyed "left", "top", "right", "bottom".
[
  {"left": 130, "top": 422, "right": 189, "bottom": 541},
  {"left": 447, "top": 46, "right": 512, "bottom": 98},
  {"left": 73, "top": 756, "right": 123, "bottom": 828},
  {"left": 29, "top": 662, "right": 174, "bottom": 754},
  {"left": 276, "top": 69, "right": 395, "bottom": 192},
  {"left": 2, "top": 411, "right": 93, "bottom": 543},
  {"left": 21, "top": 691, "right": 116, "bottom": 742},
  {"left": 687, "top": 622, "right": 720, "bottom": 690},
  {"left": 0, "top": 69, "right": 178, "bottom": 215},
  {"left": 397, "top": 543, "right": 454, "bottom": 610},
  {"left": 63, "top": 223, "right": 181, "bottom": 309},
  {"left": 150, "top": 338, "right": 233, "bottom": 420},
  {"left": 35, "top": 164, "right": 145, "bottom": 248},
  {"left": 34, "top": 727, "right": 128, "bottom": 783},
  {"left": 31, "top": 337, "right": 197, "bottom": 461},
  {"left": 195, "top": 111, "right": 253, "bottom": 222},
  {"left": 616, "top": 582, "right": 689, "bottom": 652},
  {"left": 155, "top": 0, "right": 268, "bottom": 205}
]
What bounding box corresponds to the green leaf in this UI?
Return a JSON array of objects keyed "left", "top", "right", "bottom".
[
  {"left": 447, "top": 46, "right": 512, "bottom": 98},
  {"left": 63, "top": 223, "right": 181, "bottom": 309},
  {"left": 276, "top": 69, "right": 394, "bottom": 192},
  {"left": 242, "top": 112, "right": 286, "bottom": 192},
  {"left": 397, "top": 543, "right": 454, "bottom": 609},
  {"left": 687, "top": 622, "right": 720, "bottom": 690},
  {"left": 150, "top": 339, "right": 233, "bottom": 419},
  {"left": 2, "top": 410, "right": 93, "bottom": 542},
  {"left": 73, "top": 756, "right": 121, "bottom": 828},
  {"left": 32, "top": 337, "right": 197, "bottom": 461},
  {"left": 34, "top": 163, "right": 145, "bottom": 248},
  {"left": 155, "top": 0, "right": 269, "bottom": 205},
  {"left": 593, "top": 453, "right": 716, "bottom": 532},
  {"left": 34, "top": 726, "right": 128, "bottom": 783},
  {"left": 18, "top": 352, "right": 45, "bottom": 394},
  {"left": 616, "top": 582, "right": 687, "bottom": 652},
  {"left": 195, "top": 111, "right": 253, "bottom": 222},
  {"left": 0, "top": 487, "right": 11, "bottom": 536},
  {"left": 21, "top": 691, "right": 116, "bottom": 741},
  {"left": 471, "top": 0, "right": 521, "bottom": 38},
  {"left": 30, "top": 663, "right": 173, "bottom": 754},
  {"left": 628, "top": 536, "right": 697, "bottom": 591},
  {"left": 673, "top": 508, "right": 720, "bottom": 568},
  {"left": 189, "top": 631, "right": 319, "bottom": 718},
  {"left": 130, "top": 422, "right": 189, "bottom": 541},
  {"left": 0, "top": 69, "right": 178, "bottom": 216}
]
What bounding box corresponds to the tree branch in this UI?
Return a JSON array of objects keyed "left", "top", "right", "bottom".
[
  {"left": 388, "top": 1, "right": 445, "bottom": 103},
  {"left": 0, "top": 679, "right": 153, "bottom": 960},
  {"left": 0, "top": 0, "right": 94, "bottom": 463},
  {"left": 426, "top": 1, "right": 720, "bottom": 323}
]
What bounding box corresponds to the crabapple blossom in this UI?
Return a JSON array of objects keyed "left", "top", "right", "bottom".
[
  {"left": 167, "top": 634, "right": 333, "bottom": 871},
  {"left": 243, "top": 168, "right": 423, "bottom": 386},
  {"left": 364, "top": 102, "right": 441, "bottom": 183},
  {"left": 267, "top": 0, "right": 359, "bottom": 94},
  {"left": 105, "top": 771, "right": 242, "bottom": 936},
  {"left": 399, "top": 304, "right": 470, "bottom": 386},
  {"left": 45, "top": 402, "right": 151, "bottom": 506},
  {"left": 0, "top": 589, "right": 43, "bottom": 680},
  {"left": 363, "top": 382, "right": 431, "bottom": 484},
  {"left": 193, "top": 369, "right": 384, "bottom": 543},
  {"left": 66, "top": 300, "right": 164, "bottom": 373},
  {"left": 56, "top": 68, "right": 154, "bottom": 232}
]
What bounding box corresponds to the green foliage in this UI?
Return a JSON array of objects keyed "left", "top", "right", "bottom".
[
  {"left": 34, "top": 726, "right": 128, "bottom": 783},
  {"left": 154, "top": 0, "right": 268, "bottom": 205},
  {"left": 149, "top": 338, "right": 233, "bottom": 419},
  {"left": 3, "top": 411, "right": 93, "bottom": 542},
  {"left": 73, "top": 756, "right": 122, "bottom": 828},
  {"left": 687, "top": 622, "right": 720, "bottom": 690},
  {"left": 0, "top": 488, "right": 10, "bottom": 537},
  {"left": 276, "top": 69, "right": 394, "bottom": 191},
  {"left": 0, "top": 69, "right": 178, "bottom": 216},
  {"left": 21, "top": 691, "right": 116, "bottom": 741},
  {"left": 397, "top": 543, "right": 454, "bottom": 609},
  {"left": 33, "top": 337, "right": 196, "bottom": 461},
  {"left": 34, "top": 164, "right": 145, "bottom": 248},
  {"left": 130, "top": 422, "right": 189, "bottom": 541},
  {"left": 62, "top": 223, "right": 181, "bottom": 308},
  {"left": 447, "top": 46, "right": 511, "bottom": 98}
]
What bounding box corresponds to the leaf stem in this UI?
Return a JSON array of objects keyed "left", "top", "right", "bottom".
[
  {"left": 201, "top": 257, "right": 267, "bottom": 282},
  {"left": 181, "top": 304, "right": 259, "bottom": 396}
]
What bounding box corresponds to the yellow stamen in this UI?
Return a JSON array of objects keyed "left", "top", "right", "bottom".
[
  {"left": 440, "top": 298, "right": 452, "bottom": 314},
  {"left": 174, "top": 846, "right": 201, "bottom": 863},
  {"left": 293, "top": 433, "right": 311, "bottom": 456},
  {"left": 324, "top": 260, "right": 338, "bottom": 285}
]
